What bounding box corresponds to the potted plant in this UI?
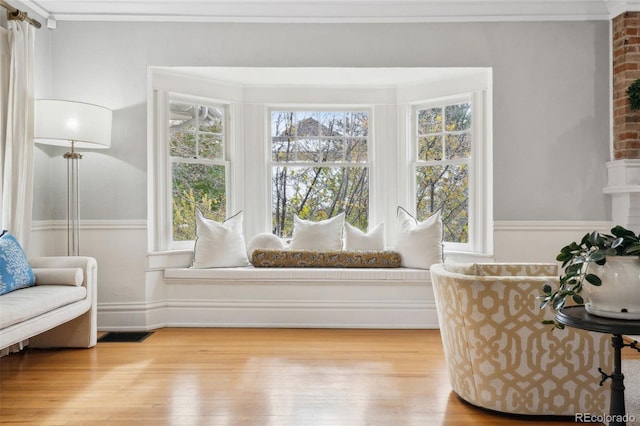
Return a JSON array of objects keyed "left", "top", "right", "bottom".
[{"left": 540, "top": 225, "right": 640, "bottom": 328}]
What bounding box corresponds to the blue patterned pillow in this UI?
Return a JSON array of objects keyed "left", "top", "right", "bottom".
[{"left": 0, "top": 231, "right": 35, "bottom": 295}]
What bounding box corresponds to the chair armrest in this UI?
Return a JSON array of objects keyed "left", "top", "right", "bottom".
[{"left": 26, "top": 256, "right": 98, "bottom": 349}]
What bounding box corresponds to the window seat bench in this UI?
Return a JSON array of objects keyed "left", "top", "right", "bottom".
[{"left": 155, "top": 266, "right": 438, "bottom": 329}]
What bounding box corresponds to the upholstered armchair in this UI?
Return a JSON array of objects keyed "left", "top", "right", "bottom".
[{"left": 430, "top": 262, "right": 612, "bottom": 416}]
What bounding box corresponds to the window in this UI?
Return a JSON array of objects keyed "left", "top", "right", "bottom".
[
  {"left": 169, "top": 98, "right": 229, "bottom": 243},
  {"left": 149, "top": 68, "right": 491, "bottom": 257},
  {"left": 413, "top": 99, "right": 472, "bottom": 246},
  {"left": 270, "top": 110, "right": 369, "bottom": 237}
]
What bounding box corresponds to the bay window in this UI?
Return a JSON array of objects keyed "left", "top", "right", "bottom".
[{"left": 149, "top": 67, "right": 491, "bottom": 258}]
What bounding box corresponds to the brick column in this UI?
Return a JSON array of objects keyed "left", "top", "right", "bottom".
[
  {"left": 608, "top": 13, "right": 640, "bottom": 229},
  {"left": 613, "top": 12, "right": 640, "bottom": 159}
]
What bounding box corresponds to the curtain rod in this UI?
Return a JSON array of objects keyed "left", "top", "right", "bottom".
[{"left": 1, "top": 0, "right": 41, "bottom": 28}]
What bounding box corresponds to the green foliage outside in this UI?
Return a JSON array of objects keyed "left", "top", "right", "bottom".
[
  {"left": 416, "top": 103, "right": 471, "bottom": 243},
  {"left": 170, "top": 100, "right": 227, "bottom": 241},
  {"left": 172, "top": 163, "right": 226, "bottom": 241},
  {"left": 273, "top": 166, "right": 369, "bottom": 237},
  {"left": 271, "top": 111, "right": 369, "bottom": 237},
  {"left": 168, "top": 102, "right": 473, "bottom": 243}
]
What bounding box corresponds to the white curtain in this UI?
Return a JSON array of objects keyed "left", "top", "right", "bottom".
[
  {"left": 0, "top": 28, "right": 9, "bottom": 174},
  {"left": 0, "top": 21, "right": 35, "bottom": 248}
]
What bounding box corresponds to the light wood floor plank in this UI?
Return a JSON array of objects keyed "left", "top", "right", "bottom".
[{"left": 1, "top": 328, "right": 634, "bottom": 425}]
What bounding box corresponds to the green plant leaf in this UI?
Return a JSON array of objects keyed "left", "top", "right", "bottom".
[
  {"left": 585, "top": 273, "right": 601, "bottom": 285},
  {"left": 625, "top": 243, "right": 640, "bottom": 255},
  {"left": 542, "top": 284, "right": 552, "bottom": 295},
  {"left": 590, "top": 250, "right": 606, "bottom": 262},
  {"left": 566, "top": 264, "right": 582, "bottom": 276},
  {"left": 553, "top": 297, "right": 565, "bottom": 310},
  {"left": 611, "top": 225, "right": 636, "bottom": 239},
  {"left": 580, "top": 234, "right": 591, "bottom": 246},
  {"left": 573, "top": 294, "right": 584, "bottom": 304},
  {"left": 585, "top": 273, "right": 602, "bottom": 286},
  {"left": 611, "top": 237, "right": 624, "bottom": 249}
]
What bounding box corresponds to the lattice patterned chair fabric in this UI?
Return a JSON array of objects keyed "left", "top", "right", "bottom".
[{"left": 430, "top": 262, "right": 613, "bottom": 416}]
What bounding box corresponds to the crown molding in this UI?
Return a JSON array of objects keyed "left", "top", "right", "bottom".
[
  {"left": 16, "top": 0, "right": 631, "bottom": 24},
  {"left": 18, "top": 0, "right": 49, "bottom": 20}
]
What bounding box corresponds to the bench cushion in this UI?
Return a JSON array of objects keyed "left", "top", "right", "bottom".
[
  {"left": 251, "top": 249, "right": 401, "bottom": 268},
  {"left": 165, "top": 266, "right": 431, "bottom": 282},
  {"left": 0, "top": 285, "right": 87, "bottom": 329}
]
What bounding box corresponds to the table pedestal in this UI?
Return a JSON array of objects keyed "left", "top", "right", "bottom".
[
  {"left": 556, "top": 306, "right": 640, "bottom": 426},
  {"left": 598, "top": 335, "right": 627, "bottom": 426}
]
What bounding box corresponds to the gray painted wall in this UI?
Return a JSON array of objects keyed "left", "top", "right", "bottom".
[{"left": 34, "top": 20, "right": 610, "bottom": 222}]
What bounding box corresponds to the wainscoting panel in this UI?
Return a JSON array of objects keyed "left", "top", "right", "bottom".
[
  {"left": 31, "top": 220, "right": 614, "bottom": 330},
  {"left": 493, "top": 221, "right": 612, "bottom": 263}
]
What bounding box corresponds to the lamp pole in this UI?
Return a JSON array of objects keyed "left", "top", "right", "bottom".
[{"left": 63, "top": 140, "right": 82, "bottom": 256}]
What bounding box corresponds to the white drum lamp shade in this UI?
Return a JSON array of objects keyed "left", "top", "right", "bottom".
[
  {"left": 35, "top": 100, "right": 112, "bottom": 149},
  {"left": 34, "top": 99, "right": 112, "bottom": 256}
]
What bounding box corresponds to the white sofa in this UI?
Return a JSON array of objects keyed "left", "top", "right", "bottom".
[{"left": 0, "top": 256, "right": 97, "bottom": 354}]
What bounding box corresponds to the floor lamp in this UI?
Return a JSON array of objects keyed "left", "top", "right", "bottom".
[{"left": 34, "top": 100, "right": 112, "bottom": 256}]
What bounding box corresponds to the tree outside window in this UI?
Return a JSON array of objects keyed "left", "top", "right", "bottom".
[
  {"left": 415, "top": 101, "right": 471, "bottom": 243},
  {"left": 169, "top": 99, "right": 228, "bottom": 241},
  {"left": 271, "top": 110, "right": 369, "bottom": 237}
]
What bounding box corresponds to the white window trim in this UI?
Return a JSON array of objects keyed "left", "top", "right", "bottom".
[
  {"left": 167, "top": 94, "right": 231, "bottom": 250},
  {"left": 148, "top": 67, "right": 492, "bottom": 259},
  {"left": 147, "top": 68, "right": 243, "bottom": 252},
  {"left": 408, "top": 91, "right": 491, "bottom": 256},
  {"left": 267, "top": 106, "right": 374, "bottom": 235}
]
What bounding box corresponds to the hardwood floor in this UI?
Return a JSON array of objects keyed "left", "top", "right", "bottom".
[{"left": 1, "top": 328, "right": 637, "bottom": 425}]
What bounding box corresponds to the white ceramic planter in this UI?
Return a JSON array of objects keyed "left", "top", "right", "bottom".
[{"left": 584, "top": 256, "right": 640, "bottom": 320}]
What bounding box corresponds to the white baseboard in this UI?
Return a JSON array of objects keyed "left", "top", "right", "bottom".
[{"left": 98, "top": 300, "right": 439, "bottom": 331}]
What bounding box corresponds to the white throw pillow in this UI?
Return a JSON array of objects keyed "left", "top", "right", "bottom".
[
  {"left": 344, "top": 222, "right": 385, "bottom": 251},
  {"left": 290, "top": 213, "right": 345, "bottom": 250},
  {"left": 192, "top": 209, "right": 250, "bottom": 268},
  {"left": 246, "top": 233, "right": 286, "bottom": 259},
  {"left": 395, "top": 207, "right": 443, "bottom": 269},
  {"left": 33, "top": 268, "right": 84, "bottom": 286}
]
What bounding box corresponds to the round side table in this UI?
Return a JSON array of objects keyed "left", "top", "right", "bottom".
[{"left": 556, "top": 306, "right": 640, "bottom": 426}]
